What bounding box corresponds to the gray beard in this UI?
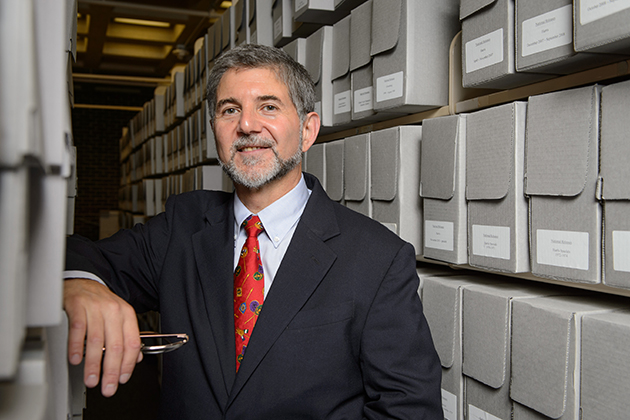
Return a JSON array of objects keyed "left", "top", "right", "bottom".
[{"left": 219, "top": 134, "right": 303, "bottom": 190}]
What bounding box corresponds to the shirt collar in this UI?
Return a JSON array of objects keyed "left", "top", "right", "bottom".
[{"left": 233, "top": 175, "right": 311, "bottom": 248}]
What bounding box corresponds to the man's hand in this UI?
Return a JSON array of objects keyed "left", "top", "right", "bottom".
[{"left": 63, "top": 279, "right": 143, "bottom": 397}]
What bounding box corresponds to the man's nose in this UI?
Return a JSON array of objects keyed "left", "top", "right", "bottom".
[{"left": 237, "top": 107, "right": 263, "bottom": 134}]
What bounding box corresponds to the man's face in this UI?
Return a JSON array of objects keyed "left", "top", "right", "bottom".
[{"left": 213, "top": 67, "right": 305, "bottom": 190}]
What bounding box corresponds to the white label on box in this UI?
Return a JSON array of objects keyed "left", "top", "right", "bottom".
[
  {"left": 273, "top": 17, "right": 282, "bottom": 39},
  {"left": 612, "top": 230, "right": 630, "bottom": 272},
  {"left": 442, "top": 389, "right": 458, "bottom": 420},
  {"left": 376, "top": 71, "right": 404, "bottom": 102},
  {"left": 354, "top": 86, "right": 373, "bottom": 113},
  {"left": 381, "top": 222, "right": 398, "bottom": 234},
  {"left": 334, "top": 90, "right": 352, "bottom": 115},
  {"left": 521, "top": 5, "right": 573, "bottom": 57},
  {"left": 472, "top": 225, "right": 511, "bottom": 260},
  {"left": 425, "top": 221, "right": 454, "bottom": 251},
  {"left": 314, "top": 101, "right": 322, "bottom": 116},
  {"left": 469, "top": 404, "right": 503, "bottom": 420},
  {"left": 295, "top": 0, "right": 308, "bottom": 12},
  {"left": 580, "top": 0, "right": 630, "bottom": 25},
  {"left": 465, "top": 28, "right": 504, "bottom": 73},
  {"left": 536, "top": 229, "right": 589, "bottom": 270}
]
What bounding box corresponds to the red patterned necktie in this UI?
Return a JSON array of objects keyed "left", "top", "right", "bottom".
[{"left": 234, "top": 214, "right": 265, "bottom": 371}]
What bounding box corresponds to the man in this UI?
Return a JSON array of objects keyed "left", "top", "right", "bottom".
[{"left": 64, "top": 43, "right": 442, "bottom": 419}]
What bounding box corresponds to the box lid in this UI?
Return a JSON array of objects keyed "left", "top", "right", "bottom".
[
  {"left": 466, "top": 102, "right": 526, "bottom": 201},
  {"left": 600, "top": 80, "right": 630, "bottom": 201},
  {"left": 462, "top": 282, "right": 558, "bottom": 389},
  {"left": 221, "top": 12, "right": 231, "bottom": 50},
  {"left": 370, "top": 127, "right": 399, "bottom": 202},
  {"left": 306, "top": 27, "right": 325, "bottom": 84},
  {"left": 212, "top": 20, "right": 222, "bottom": 58},
  {"left": 370, "top": 0, "right": 401, "bottom": 57},
  {"left": 581, "top": 310, "right": 630, "bottom": 419},
  {"left": 344, "top": 134, "right": 370, "bottom": 201},
  {"left": 332, "top": 15, "right": 351, "bottom": 81},
  {"left": 306, "top": 143, "right": 326, "bottom": 188},
  {"left": 234, "top": 0, "right": 245, "bottom": 33},
  {"left": 325, "top": 140, "right": 344, "bottom": 201},
  {"left": 524, "top": 85, "right": 600, "bottom": 197},
  {"left": 350, "top": 0, "right": 372, "bottom": 71},
  {"left": 249, "top": 0, "right": 256, "bottom": 23},
  {"left": 510, "top": 295, "right": 622, "bottom": 419},
  {"left": 420, "top": 115, "right": 463, "bottom": 200},
  {"left": 462, "top": 284, "right": 512, "bottom": 388},
  {"left": 421, "top": 277, "right": 461, "bottom": 368},
  {"left": 460, "top": 0, "right": 497, "bottom": 20}
]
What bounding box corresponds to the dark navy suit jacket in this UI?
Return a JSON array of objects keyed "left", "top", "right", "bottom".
[{"left": 66, "top": 173, "right": 442, "bottom": 419}]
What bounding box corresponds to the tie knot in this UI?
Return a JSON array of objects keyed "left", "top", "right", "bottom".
[{"left": 242, "top": 215, "right": 264, "bottom": 238}]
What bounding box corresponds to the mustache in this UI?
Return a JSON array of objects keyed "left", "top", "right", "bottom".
[{"left": 232, "top": 135, "right": 275, "bottom": 151}]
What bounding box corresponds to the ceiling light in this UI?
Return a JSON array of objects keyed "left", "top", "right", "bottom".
[
  {"left": 220, "top": 1, "right": 233, "bottom": 8},
  {"left": 113, "top": 17, "right": 171, "bottom": 28}
]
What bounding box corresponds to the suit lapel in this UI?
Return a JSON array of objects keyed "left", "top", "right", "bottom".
[
  {"left": 192, "top": 197, "right": 237, "bottom": 401},
  {"left": 227, "top": 175, "right": 340, "bottom": 406}
]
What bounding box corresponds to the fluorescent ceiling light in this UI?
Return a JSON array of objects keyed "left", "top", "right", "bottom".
[{"left": 113, "top": 17, "right": 171, "bottom": 28}]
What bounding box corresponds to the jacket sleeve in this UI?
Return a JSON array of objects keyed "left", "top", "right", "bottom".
[
  {"left": 360, "top": 242, "right": 443, "bottom": 420},
  {"left": 65, "top": 206, "right": 172, "bottom": 314}
]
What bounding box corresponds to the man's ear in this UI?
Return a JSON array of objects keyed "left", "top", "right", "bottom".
[{"left": 301, "top": 111, "right": 321, "bottom": 153}]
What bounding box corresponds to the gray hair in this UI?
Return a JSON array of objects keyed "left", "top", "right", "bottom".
[{"left": 206, "top": 43, "right": 316, "bottom": 124}]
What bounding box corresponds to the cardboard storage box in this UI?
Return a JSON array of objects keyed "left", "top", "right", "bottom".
[
  {"left": 305, "top": 142, "right": 326, "bottom": 189},
  {"left": 574, "top": 0, "right": 630, "bottom": 54},
  {"left": 25, "top": 171, "right": 69, "bottom": 327},
  {"left": 510, "top": 295, "right": 625, "bottom": 420},
  {"left": 416, "top": 263, "right": 460, "bottom": 298},
  {"left": 599, "top": 80, "right": 630, "bottom": 289},
  {"left": 422, "top": 274, "right": 504, "bottom": 420},
  {"left": 0, "top": 167, "right": 29, "bottom": 380},
  {"left": 249, "top": 0, "right": 274, "bottom": 46},
  {"left": 294, "top": 0, "right": 336, "bottom": 24},
  {"left": 515, "top": 0, "right": 623, "bottom": 74},
  {"left": 350, "top": 0, "right": 373, "bottom": 122},
  {"left": 462, "top": 282, "right": 565, "bottom": 420},
  {"left": 272, "top": 0, "right": 319, "bottom": 47},
  {"left": 331, "top": 15, "right": 352, "bottom": 126},
  {"left": 294, "top": 0, "right": 367, "bottom": 24},
  {"left": 213, "top": 17, "right": 224, "bottom": 56},
  {"left": 221, "top": 11, "right": 232, "bottom": 53},
  {"left": 466, "top": 101, "right": 529, "bottom": 273},
  {"left": 305, "top": 26, "right": 333, "bottom": 128},
  {"left": 272, "top": 0, "right": 292, "bottom": 46},
  {"left": 420, "top": 115, "right": 467, "bottom": 265},
  {"left": 324, "top": 139, "right": 344, "bottom": 204},
  {"left": 343, "top": 133, "right": 371, "bottom": 217},
  {"left": 232, "top": 0, "right": 248, "bottom": 47},
  {"left": 282, "top": 37, "right": 307, "bottom": 65},
  {"left": 580, "top": 310, "right": 630, "bottom": 419},
  {"left": 349, "top": 0, "right": 398, "bottom": 123},
  {"left": 371, "top": 0, "right": 459, "bottom": 114},
  {"left": 524, "top": 85, "right": 602, "bottom": 284},
  {"left": 461, "top": 0, "right": 552, "bottom": 89},
  {"left": 370, "top": 126, "right": 423, "bottom": 254}
]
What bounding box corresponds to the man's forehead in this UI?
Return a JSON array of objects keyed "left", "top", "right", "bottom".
[{"left": 216, "top": 67, "right": 291, "bottom": 102}]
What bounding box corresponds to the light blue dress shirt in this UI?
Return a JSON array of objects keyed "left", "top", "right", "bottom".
[{"left": 233, "top": 175, "right": 311, "bottom": 297}]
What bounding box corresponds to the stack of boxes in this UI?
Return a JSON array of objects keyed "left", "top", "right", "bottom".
[
  {"left": 112, "top": 2, "right": 630, "bottom": 417},
  {"left": 0, "top": 0, "right": 84, "bottom": 418}
]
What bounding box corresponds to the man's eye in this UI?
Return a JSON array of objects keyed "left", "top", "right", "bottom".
[
  {"left": 223, "top": 108, "right": 238, "bottom": 115},
  {"left": 263, "top": 105, "right": 277, "bottom": 112}
]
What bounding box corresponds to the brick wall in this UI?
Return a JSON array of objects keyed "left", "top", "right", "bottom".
[{"left": 71, "top": 83, "right": 154, "bottom": 241}]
